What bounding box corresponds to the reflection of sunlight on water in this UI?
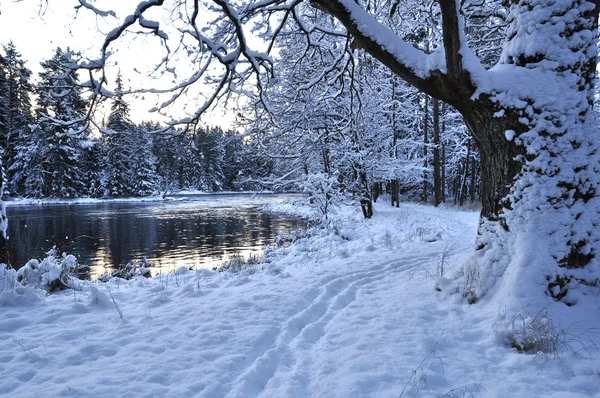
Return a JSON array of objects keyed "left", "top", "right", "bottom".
[{"left": 7, "top": 194, "right": 307, "bottom": 280}]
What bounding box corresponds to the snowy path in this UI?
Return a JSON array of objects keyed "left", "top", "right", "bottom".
[
  {"left": 228, "top": 254, "right": 435, "bottom": 397},
  {"left": 1, "top": 203, "right": 599, "bottom": 397}
]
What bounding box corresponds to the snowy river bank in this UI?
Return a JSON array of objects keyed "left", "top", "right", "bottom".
[{"left": 1, "top": 200, "right": 599, "bottom": 397}]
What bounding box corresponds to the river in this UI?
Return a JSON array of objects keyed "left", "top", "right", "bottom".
[{"left": 5, "top": 193, "right": 307, "bottom": 279}]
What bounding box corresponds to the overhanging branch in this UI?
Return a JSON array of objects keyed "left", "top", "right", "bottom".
[{"left": 310, "top": 0, "right": 449, "bottom": 99}]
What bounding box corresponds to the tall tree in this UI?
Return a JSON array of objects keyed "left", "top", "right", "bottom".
[
  {"left": 35, "top": 47, "right": 87, "bottom": 198},
  {"left": 0, "top": 42, "right": 33, "bottom": 196},
  {"left": 432, "top": 97, "right": 441, "bottom": 206},
  {"left": 103, "top": 71, "right": 136, "bottom": 197}
]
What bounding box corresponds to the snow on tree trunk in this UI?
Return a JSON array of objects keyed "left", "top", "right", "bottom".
[{"left": 468, "top": 0, "right": 600, "bottom": 306}]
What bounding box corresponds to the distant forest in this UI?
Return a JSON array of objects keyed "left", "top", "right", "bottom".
[{"left": 0, "top": 44, "right": 273, "bottom": 198}]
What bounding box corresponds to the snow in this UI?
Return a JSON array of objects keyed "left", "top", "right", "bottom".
[
  {"left": 3, "top": 191, "right": 278, "bottom": 207},
  {"left": 3, "top": 195, "right": 170, "bottom": 207},
  {"left": 1, "top": 201, "right": 598, "bottom": 397},
  {"left": 334, "top": 0, "right": 444, "bottom": 79}
]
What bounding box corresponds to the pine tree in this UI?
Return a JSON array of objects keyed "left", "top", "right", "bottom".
[
  {"left": 1, "top": 42, "right": 33, "bottom": 195},
  {"left": 152, "top": 127, "right": 186, "bottom": 194},
  {"left": 103, "top": 72, "right": 157, "bottom": 196},
  {"left": 33, "top": 47, "right": 87, "bottom": 198},
  {"left": 130, "top": 125, "right": 157, "bottom": 196},
  {"left": 81, "top": 138, "right": 104, "bottom": 197},
  {"left": 193, "top": 127, "right": 224, "bottom": 191},
  {"left": 103, "top": 71, "right": 135, "bottom": 197}
]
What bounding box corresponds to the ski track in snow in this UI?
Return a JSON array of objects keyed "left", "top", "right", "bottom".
[{"left": 226, "top": 254, "right": 434, "bottom": 397}]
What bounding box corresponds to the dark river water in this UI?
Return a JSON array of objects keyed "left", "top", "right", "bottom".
[{"left": 6, "top": 193, "right": 307, "bottom": 279}]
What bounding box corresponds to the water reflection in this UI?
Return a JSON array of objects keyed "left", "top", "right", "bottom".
[{"left": 6, "top": 194, "right": 307, "bottom": 278}]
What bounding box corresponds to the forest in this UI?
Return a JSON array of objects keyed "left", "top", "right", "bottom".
[{"left": 0, "top": 40, "right": 481, "bottom": 206}]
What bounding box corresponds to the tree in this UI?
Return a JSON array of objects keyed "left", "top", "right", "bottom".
[
  {"left": 129, "top": 125, "right": 157, "bottom": 196},
  {"left": 81, "top": 138, "right": 104, "bottom": 197},
  {"left": 103, "top": 71, "right": 137, "bottom": 196},
  {"left": 69, "top": 0, "right": 600, "bottom": 307},
  {"left": 35, "top": 47, "right": 88, "bottom": 198},
  {"left": 0, "top": 42, "right": 34, "bottom": 196}
]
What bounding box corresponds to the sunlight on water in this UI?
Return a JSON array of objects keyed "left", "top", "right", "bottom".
[{"left": 6, "top": 193, "right": 307, "bottom": 279}]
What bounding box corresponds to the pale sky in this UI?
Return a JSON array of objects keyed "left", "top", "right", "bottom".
[{"left": 0, "top": 0, "right": 236, "bottom": 129}]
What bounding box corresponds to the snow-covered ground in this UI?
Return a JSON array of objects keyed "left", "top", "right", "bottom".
[{"left": 1, "top": 200, "right": 599, "bottom": 397}]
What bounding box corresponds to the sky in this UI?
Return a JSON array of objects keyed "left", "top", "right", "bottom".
[{"left": 0, "top": 0, "right": 236, "bottom": 129}]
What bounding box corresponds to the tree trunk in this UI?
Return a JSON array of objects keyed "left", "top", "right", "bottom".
[
  {"left": 441, "top": 103, "right": 446, "bottom": 204},
  {"left": 0, "top": 162, "right": 8, "bottom": 265},
  {"left": 360, "top": 198, "right": 373, "bottom": 219},
  {"left": 433, "top": 98, "right": 441, "bottom": 206},
  {"left": 459, "top": 139, "right": 470, "bottom": 207},
  {"left": 422, "top": 95, "right": 429, "bottom": 203}
]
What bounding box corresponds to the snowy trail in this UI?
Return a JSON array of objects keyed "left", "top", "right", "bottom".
[
  {"left": 227, "top": 254, "right": 436, "bottom": 398},
  {"left": 2, "top": 203, "right": 599, "bottom": 397}
]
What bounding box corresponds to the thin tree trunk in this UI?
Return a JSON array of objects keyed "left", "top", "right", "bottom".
[
  {"left": 422, "top": 95, "right": 429, "bottom": 203},
  {"left": 441, "top": 103, "right": 446, "bottom": 203},
  {"left": 459, "top": 139, "right": 470, "bottom": 206},
  {"left": 433, "top": 97, "right": 441, "bottom": 206},
  {"left": 0, "top": 166, "right": 8, "bottom": 265},
  {"left": 470, "top": 139, "right": 476, "bottom": 203}
]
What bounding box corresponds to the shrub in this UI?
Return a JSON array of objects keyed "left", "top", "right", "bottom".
[
  {"left": 215, "top": 253, "right": 262, "bottom": 273},
  {"left": 15, "top": 247, "right": 86, "bottom": 292},
  {"left": 102, "top": 258, "right": 152, "bottom": 281}
]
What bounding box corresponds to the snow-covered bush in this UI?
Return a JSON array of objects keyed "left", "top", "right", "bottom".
[
  {"left": 494, "top": 307, "right": 564, "bottom": 354},
  {"left": 103, "top": 258, "right": 152, "bottom": 281},
  {"left": 507, "top": 312, "right": 559, "bottom": 354},
  {"left": 215, "top": 253, "right": 262, "bottom": 273},
  {"left": 303, "top": 172, "right": 343, "bottom": 221},
  {"left": 0, "top": 264, "right": 43, "bottom": 306},
  {"left": 15, "top": 247, "right": 85, "bottom": 292}
]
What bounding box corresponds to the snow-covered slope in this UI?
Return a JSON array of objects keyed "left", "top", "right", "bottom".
[{"left": 1, "top": 202, "right": 598, "bottom": 397}]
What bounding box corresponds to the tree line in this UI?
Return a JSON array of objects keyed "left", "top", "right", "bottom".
[
  {"left": 0, "top": 40, "right": 482, "bottom": 206},
  {"left": 0, "top": 44, "right": 268, "bottom": 199}
]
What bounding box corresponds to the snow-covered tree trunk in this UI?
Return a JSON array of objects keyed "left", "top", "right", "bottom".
[
  {"left": 471, "top": 0, "right": 600, "bottom": 304},
  {"left": 312, "top": 0, "right": 600, "bottom": 305}
]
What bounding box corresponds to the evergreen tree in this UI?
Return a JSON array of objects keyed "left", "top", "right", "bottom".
[
  {"left": 103, "top": 72, "right": 157, "bottom": 196},
  {"left": 221, "top": 131, "right": 245, "bottom": 190},
  {"left": 33, "top": 47, "right": 87, "bottom": 198},
  {"left": 130, "top": 125, "right": 157, "bottom": 196},
  {"left": 103, "top": 71, "right": 135, "bottom": 196},
  {"left": 192, "top": 127, "right": 224, "bottom": 191},
  {"left": 152, "top": 127, "right": 186, "bottom": 194},
  {"left": 81, "top": 138, "right": 104, "bottom": 197},
  {"left": 0, "top": 42, "right": 34, "bottom": 195}
]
